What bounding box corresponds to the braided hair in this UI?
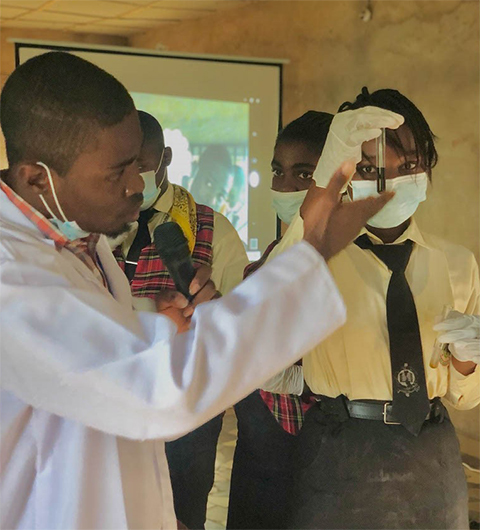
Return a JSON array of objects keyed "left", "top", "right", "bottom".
[
  {"left": 276, "top": 111, "right": 333, "bottom": 156},
  {"left": 339, "top": 87, "right": 438, "bottom": 176}
]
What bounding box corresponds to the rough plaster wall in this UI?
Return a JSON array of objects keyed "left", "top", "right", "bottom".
[
  {"left": 0, "top": 28, "right": 128, "bottom": 166},
  {"left": 132, "top": 1, "right": 480, "bottom": 441}
]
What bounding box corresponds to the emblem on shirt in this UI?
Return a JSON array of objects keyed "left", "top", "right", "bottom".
[{"left": 395, "top": 363, "right": 420, "bottom": 397}]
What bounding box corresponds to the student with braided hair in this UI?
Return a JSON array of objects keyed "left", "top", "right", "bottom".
[
  {"left": 266, "top": 88, "right": 479, "bottom": 529},
  {"left": 226, "top": 111, "right": 333, "bottom": 530}
]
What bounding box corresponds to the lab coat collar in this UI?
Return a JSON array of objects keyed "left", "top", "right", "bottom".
[
  {"left": 96, "top": 235, "right": 133, "bottom": 306},
  {"left": 0, "top": 186, "right": 56, "bottom": 247},
  {"left": 0, "top": 187, "right": 133, "bottom": 307}
]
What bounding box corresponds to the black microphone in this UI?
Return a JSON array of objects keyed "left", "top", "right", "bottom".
[{"left": 153, "top": 222, "right": 196, "bottom": 300}]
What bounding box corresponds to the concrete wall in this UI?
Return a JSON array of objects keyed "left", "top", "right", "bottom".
[
  {"left": 132, "top": 1, "right": 480, "bottom": 440},
  {"left": 133, "top": 0, "right": 479, "bottom": 262}
]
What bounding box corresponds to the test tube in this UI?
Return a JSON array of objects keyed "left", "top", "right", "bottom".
[
  {"left": 430, "top": 305, "right": 453, "bottom": 369},
  {"left": 376, "top": 128, "right": 386, "bottom": 193}
]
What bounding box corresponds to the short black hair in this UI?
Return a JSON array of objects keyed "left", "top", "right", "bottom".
[
  {"left": 138, "top": 110, "right": 165, "bottom": 149},
  {"left": 1, "top": 51, "right": 135, "bottom": 176},
  {"left": 338, "top": 87, "right": 438, "bottom": 175},
  {"left": 276, "top": 111, "right": 333, "bottom": 156}
]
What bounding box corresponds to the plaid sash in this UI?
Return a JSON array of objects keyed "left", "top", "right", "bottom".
[{"left": 114, "top": 185, "right": 214, "bottom": 299}]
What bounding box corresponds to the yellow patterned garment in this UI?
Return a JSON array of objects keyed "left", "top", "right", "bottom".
[
  {"left": 114, "top": 181, "right": 248, "bottom": 306},
  {"left": 167, "top": 184, "right": 197, "bottom": 254},
  {"left": 114, "top": 184, "right": 199, "bottom": 257}
]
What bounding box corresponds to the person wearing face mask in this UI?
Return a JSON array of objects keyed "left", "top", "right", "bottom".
[
  {"left": 269, "top": 113, "right": 332, "bottom": 226},
  {"left": 111, "top": 111, "right": 249, "bottom": 305},
  {"left": 265, "top": 88, "right": 479, "bottom": 529},
  {"left": 226, "top": 111, "right": 333, "bottom": 530},
  {"left": 111, "top": 111, "right": 249, "bottom": 530},
  {"left": 0, "top": 51, "right": 396, "bottom": 530}
]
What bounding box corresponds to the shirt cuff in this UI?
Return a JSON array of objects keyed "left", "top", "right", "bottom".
[
  {"left": 448, "top": 363, "right": 480, "bottom": 410},
  {"left": 261, "top": 365, "right": 305, "bottom": 395}
]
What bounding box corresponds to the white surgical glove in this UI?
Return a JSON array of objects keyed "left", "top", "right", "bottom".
[
  {"left": 313, "top": 106, "right": 405, "bottom": 188},
  {"left": 433, "top": 310, "right": 480, "bottom": 364}
]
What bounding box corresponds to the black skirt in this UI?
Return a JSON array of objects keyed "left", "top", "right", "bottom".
[
  {"left": 227, "top": 391, "right": 298, "bottom": 529},
  {"left": 290, "top": 399, "right": 469, "bottom": 529}
]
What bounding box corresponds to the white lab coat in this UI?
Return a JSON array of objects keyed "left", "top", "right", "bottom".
[{"left": 0, "top": 188, "right": 346, "bottom": 529}]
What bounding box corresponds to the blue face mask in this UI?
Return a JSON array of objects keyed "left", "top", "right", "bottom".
[
  {"left": 140, "top": 150, "right": 166, "bottom": 211},
  {"left": 271, "top": 189, "right": 308, "bottom": 225},
  {"left": 37, "top": 161, "right": 92, "bottom": 241}
]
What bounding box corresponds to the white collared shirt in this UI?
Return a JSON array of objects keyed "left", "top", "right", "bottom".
[{"left": 267, "top": 214, "right": 480, "bottom": 409}]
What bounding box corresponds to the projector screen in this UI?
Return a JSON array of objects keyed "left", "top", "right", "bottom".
[{"left": 16, "top": 41, "right": 283, "bottom": 258}]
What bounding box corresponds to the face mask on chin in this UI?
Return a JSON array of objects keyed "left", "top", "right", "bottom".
[
  {"left": 271, "top": 188, "right": 308, "bottom": 225},
  {"left": 350, "top": 172, "right": 428, "bottom": 229},
  {"left": 140, "top": 150, "right": 166, "bottom": 211},
  {"left": 37, "top": 161, "right": 92, "bottom": 241}
]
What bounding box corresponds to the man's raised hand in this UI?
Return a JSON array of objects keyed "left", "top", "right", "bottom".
[{"left": 301, "top": 162, "right": 394, "bottom": 261}]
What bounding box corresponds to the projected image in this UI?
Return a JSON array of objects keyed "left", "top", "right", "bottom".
[{"left": 132, "top": 92, "right": 249, "bottom": 245}]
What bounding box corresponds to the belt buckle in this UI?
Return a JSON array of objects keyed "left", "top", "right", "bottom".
[{"left": 383, "top": 403, "right": 401, "bottom": 425}]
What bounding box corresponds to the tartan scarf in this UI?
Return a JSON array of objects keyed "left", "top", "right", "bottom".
[{"left": 114, "top": 184, "right": 214, "bottom": 298}]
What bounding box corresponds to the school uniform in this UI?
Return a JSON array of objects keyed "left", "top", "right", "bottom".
[
  {"left": 113, "top": 182, "right": 248, "bottom": 529},
  {"left": 268, "top": 216, "right": 479, "bottom": 529},
  {"left": 227, "top": 239, "right": 315, "bottom": 530}
]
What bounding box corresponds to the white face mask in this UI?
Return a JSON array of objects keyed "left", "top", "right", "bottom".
[
  {"left": 140, "top": 150, "right": 166, "bottom": 211},
  {"left": 350, "top": 172, "right": 428, "bottom": 229},
  {"left": 37, "top": 161, "right": 92, "bottom": 241},
  {"left": 271, "top": 189, "right": 308, "bottom": 225}
]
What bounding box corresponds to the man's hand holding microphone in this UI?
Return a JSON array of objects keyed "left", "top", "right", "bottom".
[{"left": 155, "top": 264, "right": 217, "bottom": 333}]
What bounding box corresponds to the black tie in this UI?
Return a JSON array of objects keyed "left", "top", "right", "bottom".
[
  {"left": 355, "top": 234, "right": 430, "bottom": 436},
  {"left": 125, "top": 208, "right": 156, "bottom": 283}
]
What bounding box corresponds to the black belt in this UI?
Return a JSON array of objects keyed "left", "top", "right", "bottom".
[{"left": 316, "top": 395, "right": 445, "bottom": 425}]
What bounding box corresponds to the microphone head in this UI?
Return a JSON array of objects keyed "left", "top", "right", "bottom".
[{"left": 153, "top": 222, "right": 189, "bottom": 259}]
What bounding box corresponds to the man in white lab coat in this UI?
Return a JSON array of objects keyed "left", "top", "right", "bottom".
[{"left": 0, "top": 51, "right": 393, "bottom": 530}]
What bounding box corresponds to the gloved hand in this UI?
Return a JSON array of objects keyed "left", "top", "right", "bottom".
[
  {"left": 433, "top": 310, "right": 480, "bottom": 364},
  {"left": 312, "top": 106, "right": 405, "bottom": 188}
]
